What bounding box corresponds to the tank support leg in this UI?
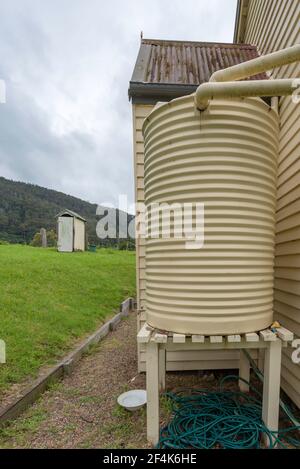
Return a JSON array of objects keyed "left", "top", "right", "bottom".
[
  {"left": 262, "top": 339, "right": 282, "bottom": 447},
  {"left": 258, "top": 348, "right": 265, "bottom": 372},
  {"left": 239, "top": 350, "right": 250, "bottom": 392},
  {"left": 159, "top": 346, "right": 166, "bottom": 391},
  {"left": 146, "top": 341, "right": 160, "bottom": 447}
]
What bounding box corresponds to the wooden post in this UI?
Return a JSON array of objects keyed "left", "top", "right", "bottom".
[
  {"left": 239, "top": 350, "right": 250, "bottom": 392},
  {"left": 146, "top": 341, "right": 159, "bottom": 446},
  {"left": 262, "top": 339, "right": 282, "bottom": 447},
  {"left": 258, "top": 348, "right": 265, "bottom": 372},
  {"left": 158, "top": 346, "right": 166, "bottom": 391},
  {"left": 0, "top": 339, "right": 5, "bottom": 364},
  {"left": 40, "top": 228, "right": 47, "bottom": 248}
]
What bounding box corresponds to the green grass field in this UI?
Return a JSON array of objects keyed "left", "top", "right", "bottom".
[{"left": 0, "top": 245, "right": 136, "bottom": 392}]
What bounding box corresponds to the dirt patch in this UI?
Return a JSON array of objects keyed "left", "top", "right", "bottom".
[{"left": 0, "top": 312, "right": 227, "bottom": 448}]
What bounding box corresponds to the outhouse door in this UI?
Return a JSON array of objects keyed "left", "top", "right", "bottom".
[{"left": 58, "top": 216, "right": 73, "bottom": 252}]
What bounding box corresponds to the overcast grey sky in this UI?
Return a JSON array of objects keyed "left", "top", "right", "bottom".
[{"left": 0, "top": 0, "right": 237, "bottom": 209}]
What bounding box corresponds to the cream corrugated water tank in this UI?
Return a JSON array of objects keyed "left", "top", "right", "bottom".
[{"left": 143, "top": 95, "right": 279, "bottom": 335}]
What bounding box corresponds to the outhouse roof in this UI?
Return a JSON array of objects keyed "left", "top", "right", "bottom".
[{"left": 56, "top": 209, "right": 86, "bottom": 222}]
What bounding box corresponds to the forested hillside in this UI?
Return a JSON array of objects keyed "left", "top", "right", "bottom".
[{"left": 0, "top": 177, "right": 134, "bottom": 245}]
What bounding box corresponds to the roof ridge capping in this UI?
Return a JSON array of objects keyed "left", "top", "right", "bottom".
[{"left": 141, "top": 38, "right": 256, "bottom": 49}]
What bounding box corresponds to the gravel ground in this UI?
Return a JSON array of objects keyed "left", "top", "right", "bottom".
[
  {"left": 0, "top": 311, "right": 298, "bottom": 449},
  {"left": 0, "top": 312, "right": 227, "bottom": 449}
]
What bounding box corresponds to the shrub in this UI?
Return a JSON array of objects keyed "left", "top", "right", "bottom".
[
  {"left": 47, "top": 230, "right": 57, "bottom": 247},
  {"left": 30, "top": 229, "right": 57, "bottom": 247}
]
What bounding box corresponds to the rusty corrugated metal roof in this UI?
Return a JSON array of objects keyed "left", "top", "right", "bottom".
[{"left": 129, "top": 38, "right": 268, "bottom": 102}]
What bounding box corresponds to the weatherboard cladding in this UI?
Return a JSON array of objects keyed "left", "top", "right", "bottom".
[
  {"left": 129, "top": 39, "right": 268, "bottom": 101},
  {"left": 239, "top": 0, "right": 300, "bottom": 410}
]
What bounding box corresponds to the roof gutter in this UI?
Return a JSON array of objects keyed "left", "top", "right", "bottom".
[
  {"left": 129, "top": 81, "right": 197, "bottom": 103},
  {"left": 195, "top": 44, "right": 300, "bottom": 111}
]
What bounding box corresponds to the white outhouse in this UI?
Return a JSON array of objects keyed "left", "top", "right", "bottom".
[{"left": 56, "top": 209, "right": 86, "bottom": 252}]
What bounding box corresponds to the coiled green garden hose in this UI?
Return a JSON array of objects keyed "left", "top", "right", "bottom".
[{"left": 158, "top": 375, "right": 300, "bottom": 449}]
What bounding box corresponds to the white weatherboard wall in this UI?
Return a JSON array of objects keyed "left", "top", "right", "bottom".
[
  {"left": 74, "top": 218, "right": 85, "bottom": 251},
  {"left": 133, "top": 103, "right": 259, "bottom": 372},
  {"left": 58, "top": 216, "right": 73, "bottom": 252},
  {"left": 132, "top": 104, "right": 152, "bottom": 312},
  {"left": 240, "top": 0, "right": 300, "bottom": 407}
]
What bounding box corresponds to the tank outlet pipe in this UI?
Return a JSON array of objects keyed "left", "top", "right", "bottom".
[
  {"left": 195, "top": 44, "right": 300, "bottom": 111},
  {"left": 209, "top": 44, "right": 300, "bottom": 83},
  {"left": 195, "top": 78, "right": 297, "bottom": 111}
]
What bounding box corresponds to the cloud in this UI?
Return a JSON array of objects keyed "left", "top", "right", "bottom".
[{"left": 0, "top": 0, "right": 237, "bottom": 209}]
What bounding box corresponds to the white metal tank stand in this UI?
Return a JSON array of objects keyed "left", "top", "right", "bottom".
[{"left": 137, "top": 324, "right": 294, "bottom": 448}]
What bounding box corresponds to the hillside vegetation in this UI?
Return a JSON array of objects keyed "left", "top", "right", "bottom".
[
  {"left": 0, "top": 245, "right": 136, "bottom": 392},
  {"left": 0, "top": 176, "right": 134, "bottom": 245}
]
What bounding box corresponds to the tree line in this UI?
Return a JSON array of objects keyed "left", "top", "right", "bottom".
[{"left": 0, "top": 176, "right": 135, "bottom": 248}]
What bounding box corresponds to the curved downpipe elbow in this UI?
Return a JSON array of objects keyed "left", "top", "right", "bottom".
[
  {"left": 210, "top": 44, "right": 300, "bottom": 83},
  {"left": 195, "top": 79, "right": 298, "bottom": 111},
  {"left": 195, "top": 44, "right": 300, "bottom": 111},
  {"left": 194, "top": 82, "right": 214, "bottom": 111}
]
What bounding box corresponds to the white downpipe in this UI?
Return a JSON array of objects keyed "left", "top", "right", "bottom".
[
  {"left": 271, "top": 96, "right": 279, "bottom": 114},
  {"left": 195, "top": 79, "right": 297, "bottom": 111},
  {"left": 195, "top": 44, "right": 300, "bottom": 111}
]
